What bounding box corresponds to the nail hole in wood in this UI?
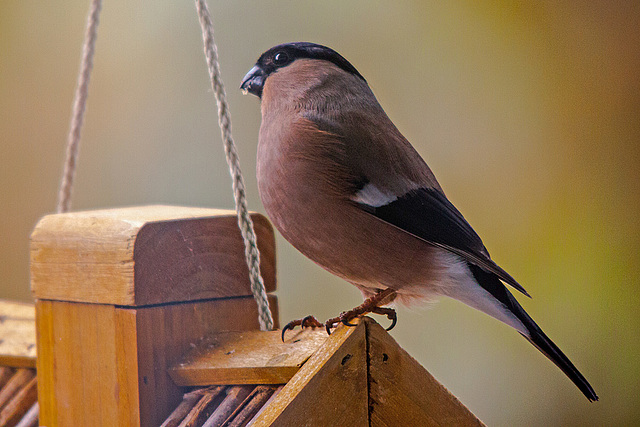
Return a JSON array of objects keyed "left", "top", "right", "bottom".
[{"left": 341, "top": 353, "right": 352, "bottom": 365}]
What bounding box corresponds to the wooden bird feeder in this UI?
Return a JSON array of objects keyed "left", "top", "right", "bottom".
[
  {"left": 0, "top": 205, "right": 484, "bottom": 426},
  {"left": 0, "top": 1, "right": 487, "bottom": 425}
]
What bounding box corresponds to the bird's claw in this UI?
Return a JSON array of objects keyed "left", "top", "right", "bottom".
[
  {"left": 386, "top": 315, "right": 397, "bottom": 331},
  {"left": 325, "top": 321, "right": 333, "bottom": 336},
  {"left": 372, "top": 306, "right": 397, "bottom": 331},
  {"left": 341, "top": 318, "right": 358, "bottom": 327},
  {"left": 281, "top": 321, "right": 298, "bottom": 342},
  {"left": 281, "top": 315, "right": 324, "bottom": 341}
]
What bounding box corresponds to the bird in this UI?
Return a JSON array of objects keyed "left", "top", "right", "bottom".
[{"left": 240, "top": 41, "right": 598, "bottom": 402}]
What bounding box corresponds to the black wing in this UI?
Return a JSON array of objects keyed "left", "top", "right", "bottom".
[{"left": 358, "top": 187, "right": 530, "bottom": 297}]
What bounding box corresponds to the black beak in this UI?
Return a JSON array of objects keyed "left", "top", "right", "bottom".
[{"left": 240, "top": 65, "right": 265, "bottom": 98}]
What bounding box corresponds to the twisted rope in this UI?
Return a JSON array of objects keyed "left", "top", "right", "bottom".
[
  {"left": 195, "top": 0, "right": 274, "bottom": 331},
  {"left": 55, "top": 0, "right": 272, "bottom": 330},
  {"left": 57, "top": 0, "right": 102, "bottom": 213}
]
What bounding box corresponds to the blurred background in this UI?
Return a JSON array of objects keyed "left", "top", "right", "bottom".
[{"left": 2, "top": 1, "right": 638, "bottom": 424}]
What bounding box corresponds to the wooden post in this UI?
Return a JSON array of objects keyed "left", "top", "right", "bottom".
[{"left": 30, "top": 206, "right": 278, "bottom": 427}]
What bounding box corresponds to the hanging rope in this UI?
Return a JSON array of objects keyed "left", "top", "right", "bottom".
[
  {"left": 55, "top": 0, "right": 273, "bottom": 330},
  {"left": 57, "top": 0, "right": 102, "bottom": 213},
  {"left": 195, "top": 0, "right": 274, "bottom": 331}
]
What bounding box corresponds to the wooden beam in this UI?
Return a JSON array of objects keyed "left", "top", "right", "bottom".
[
  {"left": 251, "top": 320, "right": 369, "bottom": 426},
  {"left": 35, "top": 295, "right": 278, "bottom": 427},
  {"left": 31, "top": 206, "right": 276, "bottom": 306},
  {"left": 0, "top": 300, "right": 36, "bottom": 368},
  {"left": 169, "top": 329, "right": 328, "bottom": 386}
]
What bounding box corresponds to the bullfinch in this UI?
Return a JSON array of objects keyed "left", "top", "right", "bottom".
[{"left": 240, "top": 42, "right": 597, "bottom": 402}]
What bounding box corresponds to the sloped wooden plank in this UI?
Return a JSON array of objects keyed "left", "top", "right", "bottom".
[
  {"left": 365, "top": 318, "right": 484, "bottom": 426},
  {"left": 169, "top": 329, "right": 328, "bottom": 386},
  {"left": 14, "top": 402, "right": 38, "bottom": 427},
  {"left": 178, "top": 386, "right": 225, "bottom": 427},
  {"left": 251, "top": 321, "right": 368, "bottom": 427},
  {"left": 227, "top": 386, "right": 277, "bottom": 427},
  {"left": 201, "top": 385, "right": 255, "bottom": 426},
  {"left": 160, "top": 391, "right": 202, "bottom": 427},
  {"left": 0, "top": 368, "right": 13, "bottom": 389},
  {"left": 245, "top": 385, "right": 283, "bottom": 424},
  {"left": 0, "top": 369, "right": 35, "bottom": 412},
  {"left": 0, "top": 300, "right": 36, "bottom": 368},
  {"left": 0, "top": 375, "right": 38, "bottom": 426}
]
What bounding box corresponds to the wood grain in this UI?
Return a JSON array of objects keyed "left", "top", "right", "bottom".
[
  {"left": 251, "top": 321, "right": 368, "bottom": 427},
  {"left": 35, "top": 295, "right": 278, "bottom": 427},
  {"left": 365, "top": 318, "right": 483, "bottom": 426},
  {"left": 169, "top": 329, "right": 328, "bottom": 386},
  {"left": 30, "top": 206, "right": 276, "bottom": 306},
  {"left": 34, "top": 299, "right": 56, "bottom": 424},
  {"left": 115, "top": 307, "right": 141, "bottom": 426},
  {"left": 0, "top": 300, "right": 36, "bottom": 368},
  {"left": 43, "top": 301, "right": 119, "bottom": 426}
]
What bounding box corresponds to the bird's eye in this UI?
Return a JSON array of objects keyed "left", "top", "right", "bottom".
[{"left": 273, "top": 52, "right": 290, "bottom": 65}]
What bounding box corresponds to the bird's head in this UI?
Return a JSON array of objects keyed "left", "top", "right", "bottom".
[{"left": 240, "top": 42, "right": 365, "bottom": 98}]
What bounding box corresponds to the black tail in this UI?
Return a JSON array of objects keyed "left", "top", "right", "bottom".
[{"left": 468, "top": 264, "right": 598, "bottom": 402}]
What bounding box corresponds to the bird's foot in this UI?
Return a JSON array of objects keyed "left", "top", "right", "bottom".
[
  {"left": 323, "top": 289, "right": 398, "bottom": 334},
  {"left": 281, "top": 315, "right": 324, "bottom": 341},
  {"left": 281, "top": 289, "right": 398, "bottom": 341}
]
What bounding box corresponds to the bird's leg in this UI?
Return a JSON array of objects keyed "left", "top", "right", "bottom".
[
  {"left": 323, "top": 288, "right": 398, "bottom": 334},
  {"left": 281, "top": 289, "right": 398, "bottom": 341}
]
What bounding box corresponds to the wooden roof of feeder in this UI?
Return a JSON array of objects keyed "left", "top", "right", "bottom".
[
  {"left": 16, "top": 205, "right": 483, "bottom": 426},
  {"left": 163, "top": 317, "right": 483, "bottom": 426}
]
